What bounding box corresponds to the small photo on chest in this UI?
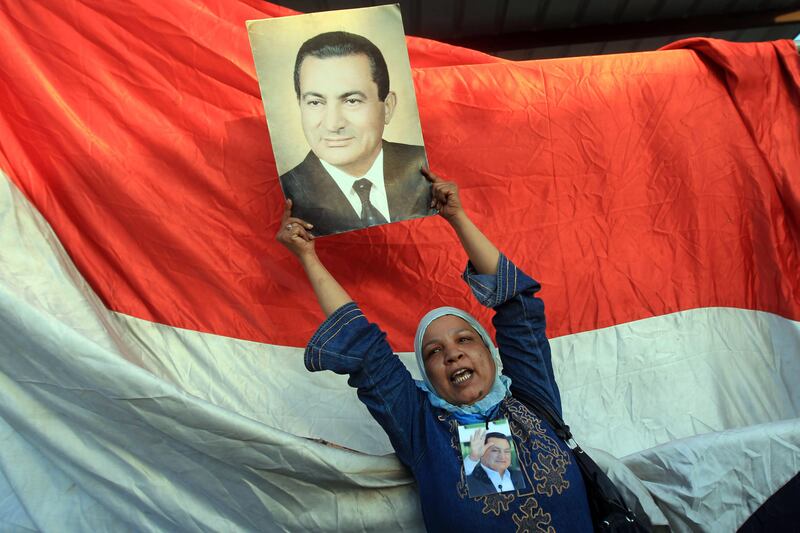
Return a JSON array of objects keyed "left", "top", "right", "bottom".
[{"left": 458, "top": 418, "right": 526, "bottom": 498}]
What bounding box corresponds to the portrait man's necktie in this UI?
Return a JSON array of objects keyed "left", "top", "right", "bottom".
[{"left": 353, "top": 178, "right": 388, "bottom": 226}]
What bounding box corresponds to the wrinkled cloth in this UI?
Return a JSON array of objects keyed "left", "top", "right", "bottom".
[
  {"left": 2, "top": 0, "right": 800, "bottom": 528},
  {"left": 622, "top": 418, "right": 800, "bottom": 532},
  {"left": 304, "top": 255, "right": 591, "bottom": 531},
  {"left": 1, "top": 175, "right": 798, "bottom": 531}
]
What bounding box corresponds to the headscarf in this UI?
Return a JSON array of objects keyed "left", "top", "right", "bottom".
[{"left": 414, "top": 306, "right": 511, "bottom": 420}]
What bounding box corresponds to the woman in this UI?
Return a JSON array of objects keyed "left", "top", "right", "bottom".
[{"left": 277, "top": 170, "right": 592, "bottom": 532}]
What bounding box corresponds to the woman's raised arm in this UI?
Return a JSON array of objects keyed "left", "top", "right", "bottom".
[
  {"left": 276, "top": 199, "right": 353, "bottom": 317},
  {"left": 423, "top": 168, "right": 499, "bottom": 275}
]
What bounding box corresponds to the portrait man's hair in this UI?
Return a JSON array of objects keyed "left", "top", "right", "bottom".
[
  {"left": 483, "top": 432, "right": 510, "bottom": 444},
  {"left": 293, "top": 31, "right": 390, "bottom": 102}
]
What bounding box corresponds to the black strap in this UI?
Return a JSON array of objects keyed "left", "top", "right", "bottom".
[
  {"left": 510, "top": 385, "right": 652, "bottom": 533},
  {"left": 510, "top": 386, "right": 571, "bottom": 440}
]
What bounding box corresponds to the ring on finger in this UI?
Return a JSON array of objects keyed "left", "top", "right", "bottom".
[{"left": 285, "top": 223, "right": 293, "bottom": 230}]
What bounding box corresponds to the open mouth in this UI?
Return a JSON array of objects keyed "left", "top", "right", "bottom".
[{"left": 450, "top": 368, "right": 473, "bottom": 385}]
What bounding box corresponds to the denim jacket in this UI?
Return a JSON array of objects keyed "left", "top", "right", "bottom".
[{"left": 305, "top": 255, "right": 592, "bottom": 532}]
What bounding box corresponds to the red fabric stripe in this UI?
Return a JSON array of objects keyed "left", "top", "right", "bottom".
[{"left": 1, "top": 2, "right": 798, "bottom": 348}]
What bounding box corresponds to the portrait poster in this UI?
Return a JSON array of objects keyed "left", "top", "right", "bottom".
[
  {"left": 458, "top": 419, "right": 526, "bottom": 498},
  {"left": 247, "top": 5, "right": 432, "bottom": 237}
]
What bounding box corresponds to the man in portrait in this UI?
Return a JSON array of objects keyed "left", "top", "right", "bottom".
[
  {"left": 465, "top": 432, "right": 526, "bottom": 497},
  {"left": 279, "top": 31, "right": 431, "bottom": 236}
]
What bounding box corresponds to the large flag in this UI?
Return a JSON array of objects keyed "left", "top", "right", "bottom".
[{"left": 1, "top": 1, "right": 798, "bottom": 531}]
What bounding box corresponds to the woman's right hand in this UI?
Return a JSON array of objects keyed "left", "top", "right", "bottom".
[{"left": 276, "top": 199, "right": 316, "bottom": 259}]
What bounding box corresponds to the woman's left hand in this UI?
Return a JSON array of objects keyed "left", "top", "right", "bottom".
[{"left": 422, "top": 167, "right": 464, "bottom": 221}]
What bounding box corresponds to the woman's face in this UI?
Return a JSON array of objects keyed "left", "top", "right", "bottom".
[{"left": 421, "top": 315, "right": 496, "bottom": 406}]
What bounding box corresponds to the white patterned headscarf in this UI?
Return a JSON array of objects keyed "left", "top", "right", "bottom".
[{"left": 414, "top": 306, "right": 511, "bottom": 416}]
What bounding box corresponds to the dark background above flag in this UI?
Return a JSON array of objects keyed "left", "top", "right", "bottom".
[{"left": 273, "top": 0, "right": 800, "bottom": 60}]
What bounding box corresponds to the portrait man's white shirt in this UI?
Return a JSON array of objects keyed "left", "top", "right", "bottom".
[
  {"left": 464, "top": 456, "right": 516, "bottom": 492},
  {"left": 320, "top": 148, "right": 391, "bottom": 222}
]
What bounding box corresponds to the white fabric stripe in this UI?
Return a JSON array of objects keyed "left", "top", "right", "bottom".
[
  {"left": 0, "top": 176, "right": 423, "bottom": 533},
  {"left": 109, "top": 302, "right": 800, "bottom": 459},
  {"left": 0, "top": 434, "right": 37, "bottom": 533},
  {"left": 622, "top": 417, "right": 800, "bottom": 532},
  {"left": 554, "top": 307, "right": 800, "bottom": 456},
  {"left": 2, "top": 173, "right": 799, "bottom": 531}
]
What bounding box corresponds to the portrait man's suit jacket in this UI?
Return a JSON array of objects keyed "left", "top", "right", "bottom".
[
  {"left": 279, "top": 140, "right": 432, "bottom": 236},
  {"left": 466, "top": 464, "right": 526, "bottom": 497}
]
